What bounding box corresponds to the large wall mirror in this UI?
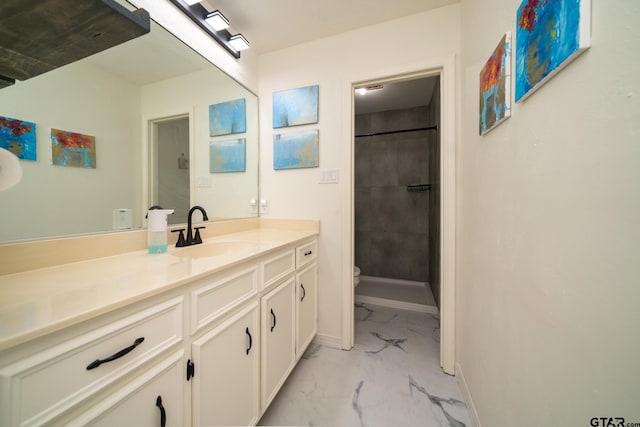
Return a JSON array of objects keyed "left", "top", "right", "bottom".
[{"left": 0, "top": 2, "right": 258, "bottom": 242}]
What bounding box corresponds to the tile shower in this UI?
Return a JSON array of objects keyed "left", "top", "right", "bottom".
[{"left": 355, "top": 78, "right": 441, "bottom": 309}]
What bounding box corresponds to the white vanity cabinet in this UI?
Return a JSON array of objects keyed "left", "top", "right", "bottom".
[
  {"left": 191, "top": 302, "right": 260, "bottom": 427},
  {"left": 0, "top": 297, "right": 184, "bottom": 427},
  {"left": 66, "top": 351, "right": 185, "bottom": 427},
  {"left": 260, "top": 277, "right": 296, "bottom": 409},
  {"left": 296, "top": 262, "right": 318, "bottom": 359},
  {"left": 0, "top": 235, "right": 319, "bottom": 427}
]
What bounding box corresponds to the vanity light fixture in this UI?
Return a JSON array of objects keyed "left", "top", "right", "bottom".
[
  {"left": 205, "top": 10, "right": 230, "bottom": 31},
  {"left": 168, "top": 0, "right": 248, "bottom": 58},
  {"left": 229, "top": 34, "right": 250, "bottom": 51}
]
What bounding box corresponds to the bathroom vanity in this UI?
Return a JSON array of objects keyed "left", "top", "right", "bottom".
[{"left": 0, "top": 219, "right": 319, "bottom": 426}]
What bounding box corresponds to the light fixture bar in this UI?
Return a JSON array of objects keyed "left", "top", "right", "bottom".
[
  {"left": 183, "top": 0, "right": 201, "bottom": 5},
  {"left": 205, "top": 10, "right": 230, "bottom": 31},
  {"left": 168, "top": 0, "right": 242, "bottom": 58},
  {"left": 229, "top": 34, "right": 250, "bottom": 51}
]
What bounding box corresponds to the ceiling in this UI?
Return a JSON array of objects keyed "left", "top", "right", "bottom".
[
  {"left": 201, "top": 0, "right": 459, "bottom": 54},
  {"left": 355, "top": 77, "right": 438, "bottom": 115}
]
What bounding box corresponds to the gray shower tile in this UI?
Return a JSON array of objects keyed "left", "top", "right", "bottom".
[
  {"left": 354, "top": 140, "right": 372, "bottom": 188},
  {"left": 355, "top": 187, "right": 371, "bottom": 232},
  {"left": 355, "top": 231, "right": 371, "bottom": 274},
  {"left": 398, "top": 189, "right": 429, "bottom": 234},
  {"left": 369, "top": 232, "right": 429, "bottom": 282},
  {"left": 397, "top": 135, "right": 429, "bottom": 185},
  {"left": 370, "top": 138, "right": 398, "bottom": 187},
  {"left": 370, "top": 187, "right": 400, "bottom": 232},
  {"left": 355, "top": 113, "right": 371, "bottom": 136}
]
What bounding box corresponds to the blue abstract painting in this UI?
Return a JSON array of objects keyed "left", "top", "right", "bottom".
[
  {"left": 0, "top": 115, "right": 37, "bottom": 160},
  {"left": 272, "top": 85, "right": 319, "bottom": 128},
  {"left": 515, "top": 0, "right": 591, "bottom": 102},
  {"left": 210, "top": 138, "right": 246, "bottom": 173},
  {"left": 273, "top": 130, "right": 319, "bottom": 170},
  {"left": 480, "top": 33, "right": 511, "bottom": 135},
  {"left": 209, "top": 98, "right": 246, "bottom": 136}
]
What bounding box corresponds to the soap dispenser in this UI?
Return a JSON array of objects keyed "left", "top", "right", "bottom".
[{"left": 147, "top": 209, "right": 174, "bottom": 254}]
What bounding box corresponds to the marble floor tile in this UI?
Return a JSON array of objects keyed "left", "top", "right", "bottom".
[{"left": 259, "top": 304, "right": 474, "bottom": 427}]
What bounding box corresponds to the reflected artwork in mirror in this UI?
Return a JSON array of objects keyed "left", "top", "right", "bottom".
[{"left": 0, "top": 0, "right": 258, "bottom": 243}]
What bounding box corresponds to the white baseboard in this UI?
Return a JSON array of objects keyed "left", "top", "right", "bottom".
[
  {"left": 355, "top": 295, "right": 439, "bottom": 315},
  {"left": 313, "top": 333, "right": 343, "bottom": 350},
  {"left": 456, "top": 362, "right": 482, "bottom": 427}
]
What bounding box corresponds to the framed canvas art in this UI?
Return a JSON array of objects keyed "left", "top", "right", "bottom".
[
  {"left": 51, "top": 128, "right": 96, "bottom": 168},
  {"left": 515, "top": 0, "right": 591, "bottom": 102},
  {"left": 209, "top": 98, "right": 247, "bottom": 136},
  {"left": 272, "top": 85, "right": 319, "bottom": 128},
  {"left": 210, "top": 138, "right": 246, "bottom": 173},
  {"left": 0, "top": 116, "right": 36, "bottom": 160},
  {"left": 273, "top": 130, "right": 319, "bottom": 170},
  {"left": 480, "top": 32, "right": 512, "bottom": 135}
]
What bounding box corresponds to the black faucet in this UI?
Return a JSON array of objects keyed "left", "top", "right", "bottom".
[{"left": 174, "top": 205, "right": 209, "bottom": 247}]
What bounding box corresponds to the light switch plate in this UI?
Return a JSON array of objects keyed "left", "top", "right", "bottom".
[
  {"left": 197, "top": 175, "right": 211, "bottom": 187},
  {"left": 319, "top": 168, "right": 339, "bottom": 183}
]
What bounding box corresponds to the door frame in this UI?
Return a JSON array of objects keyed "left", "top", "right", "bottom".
[
  {"left": 141, "top": 110, "right": 194, "bottom": 219},
  {"left": 340, "top": 55, "right": 457, "bottom": 374}
]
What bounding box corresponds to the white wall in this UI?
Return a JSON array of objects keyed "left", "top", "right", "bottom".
[
  {"left": 258, "top": 5, "right": 461, "bottom": 343},
  {"left": 458, "top": 1, "right": 640, "bottom": 425},
  {"left": 0, "top": 62, "right": 141, "bottom": 241}
]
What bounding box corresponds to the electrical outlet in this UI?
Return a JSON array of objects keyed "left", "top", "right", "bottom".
[{"left": 260, "top": 199, "right": 269, "bottom": 214}]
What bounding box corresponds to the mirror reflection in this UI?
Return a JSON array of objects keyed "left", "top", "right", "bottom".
[{"left": 0, "top": 13, "right": 258, "bottom": 242}]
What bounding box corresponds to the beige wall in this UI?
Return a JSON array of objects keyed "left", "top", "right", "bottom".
[
  {"left": 258, "top": 5, "right": 461, "bottom": 344},
  {"left": 458, "top": 0, "right": 640, "bottom": 425}
]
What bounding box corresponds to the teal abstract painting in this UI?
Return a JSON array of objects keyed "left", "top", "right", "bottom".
[
  {"left": 210, "top": 138, "right": 246, "bottom": 173},
  {"left": 209, "top": 98, "right": 246, "bottom": 136},
  {"left": 515, "top": 0, "right": 591, "bottom": 102},
  {"left": 273, "top": 130, "right": 319, "bottom": 170},
  {"left": 0, "top": 115, "right": 36, "bottom": 160},
  {"left": 272, "top": 85, "right": 319, "bottom": 128}
]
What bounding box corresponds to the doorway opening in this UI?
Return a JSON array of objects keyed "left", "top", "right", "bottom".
[
  {"left": 148, "top": 114, "right": 191, "bottom": 225},
  {"left": 343, "top": 58, "right": 456, "bottom": 374},
  {"left": 353, "top": 76, "right": 441, "bottom": 315}
]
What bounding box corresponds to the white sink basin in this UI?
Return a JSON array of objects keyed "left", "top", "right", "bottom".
[{"left": 171, "top": 241, "right": 259, "bottom": 259}]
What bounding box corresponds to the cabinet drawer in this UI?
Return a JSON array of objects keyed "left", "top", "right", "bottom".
[
  {"left": 190, "top": 265, "right": 258, "bottom": 335},
  {"left": 0, "top": 297, "right": 183, "bottom": 427},
  {"left": 296, "top": 240, "right": 317, "bottom": 269},
  {"left": 260, "top": 249, "right": 295, "bottom": 291},
  {"left": 67, "top": 351, "right": 184, "bottom": 427}
]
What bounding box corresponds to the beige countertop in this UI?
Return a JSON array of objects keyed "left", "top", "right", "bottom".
[{"left": 0, "top": 224, "right": 318, "bottom": 351}]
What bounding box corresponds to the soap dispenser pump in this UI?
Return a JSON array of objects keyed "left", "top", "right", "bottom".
[{"left": 147, "top": 209, "right": 174, "bottom": 254}]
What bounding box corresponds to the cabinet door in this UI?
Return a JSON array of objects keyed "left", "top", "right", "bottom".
[
  {"left": 191, "top": 302, "right": 260, "bottom": 427},
  {"left": 68, "top": 351, "right": 185, "bottom": 427},
  {"left": 261, "top": 278, "right": 295, "bottom": 410},
  {"left": 296, "top": 262, "right": 318, "bottom": 359}
]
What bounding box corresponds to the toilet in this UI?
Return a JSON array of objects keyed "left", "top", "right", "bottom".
[{"left": 354, "top": 265, "right": 361, "bottom": 287}]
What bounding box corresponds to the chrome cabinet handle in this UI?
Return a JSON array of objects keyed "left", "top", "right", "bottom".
[{"left": 86, "top": 337, "right": 144, "bottom": 370}]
